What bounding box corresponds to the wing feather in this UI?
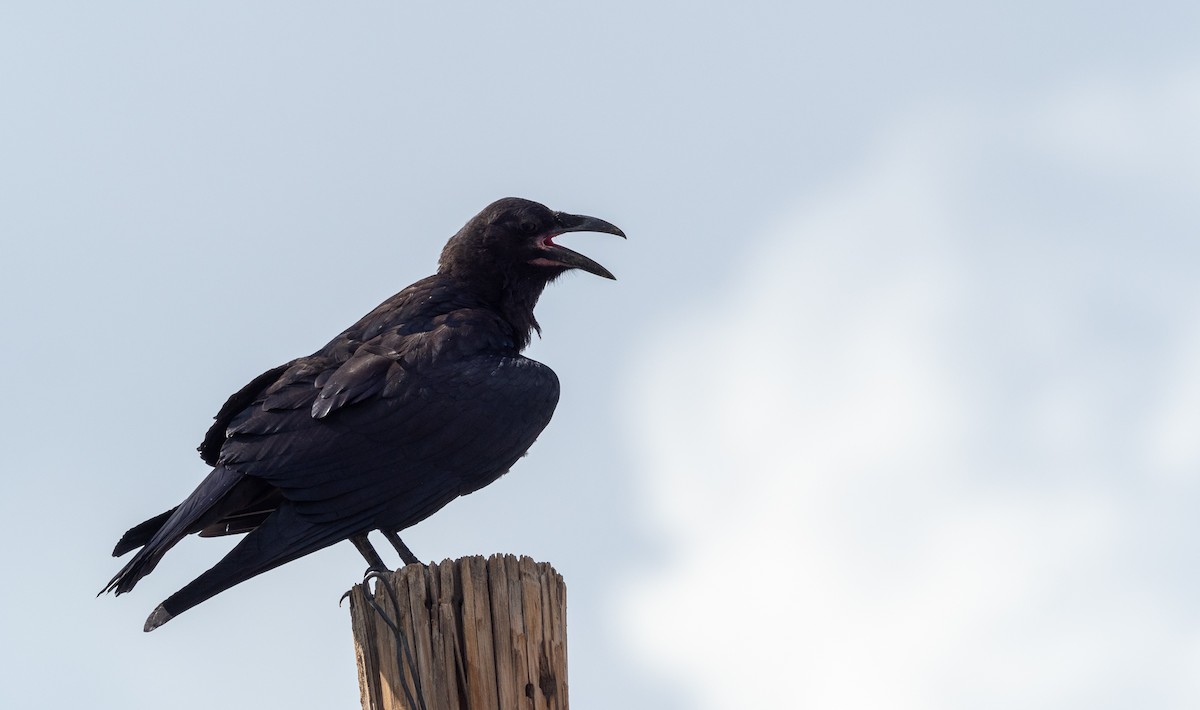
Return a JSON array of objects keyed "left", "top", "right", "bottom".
[{"left": 219, "top": 355, "right": 558, "bottom": 531}]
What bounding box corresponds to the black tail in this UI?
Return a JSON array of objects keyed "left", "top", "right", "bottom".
[
  {"left": 101, "top": 467, "right": 246, "bottom": 597},
  {"left": 144, "top": 504, "right": 369, "bottom": 631},
  {"left": 112, "top": 508, "right": 178, "bottom": 557}
]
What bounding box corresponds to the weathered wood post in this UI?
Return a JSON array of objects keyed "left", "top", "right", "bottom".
[{"left": 347, "top": 554, "right": 569, "bottom": 710}]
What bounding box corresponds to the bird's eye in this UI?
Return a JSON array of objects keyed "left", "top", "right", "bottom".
[{"left": 520, "top": 221, "right": 539, "bottom": 235}]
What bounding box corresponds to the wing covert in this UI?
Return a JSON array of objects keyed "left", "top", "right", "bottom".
[{"left": 218, "top": 355, "right": 560, "bottom": 531}]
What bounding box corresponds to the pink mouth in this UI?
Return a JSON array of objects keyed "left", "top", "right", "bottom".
[{"left": 530, "top": 234, "right": 565, "bottom": 266}]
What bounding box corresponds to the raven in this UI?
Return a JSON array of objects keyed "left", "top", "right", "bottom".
[{"left": 102, "top": 197, "right": 623, "bottom": 631}]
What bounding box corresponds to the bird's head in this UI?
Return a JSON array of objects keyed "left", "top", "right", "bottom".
[{"left": 439, "top": 197, "right": 625, "bottom": 286}]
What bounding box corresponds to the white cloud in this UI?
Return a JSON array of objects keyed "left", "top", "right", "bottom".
[
  {"left": 622, "top": 73, "right": 1200, "bottom": 709},
  {"left": 1031, "top": 70, "right": 1200, "bottom": 190}
]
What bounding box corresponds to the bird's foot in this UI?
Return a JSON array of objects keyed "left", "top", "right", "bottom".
[
  {"left": 350, "top": 533, "right": 391, "bottom": 573},
  {"left": 382, "top": 530, "right": 421, "bottom": 566}
]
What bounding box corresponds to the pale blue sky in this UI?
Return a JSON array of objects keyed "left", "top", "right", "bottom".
[{"left": 2, "top": 3, "right": 1198, "bottom": 709}]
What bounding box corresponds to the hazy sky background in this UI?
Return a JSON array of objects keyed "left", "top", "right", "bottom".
[{"left": 3, "top": 3, "right": 1198, "bottom": 709}]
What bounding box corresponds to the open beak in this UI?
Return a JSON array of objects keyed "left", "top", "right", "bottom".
[{"left": 537, "top": 211, "right": 626, "bottom": 280}]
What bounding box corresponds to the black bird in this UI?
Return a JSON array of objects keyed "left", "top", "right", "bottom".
[{"left": 102, "top": 197, "right": 623, "bottom": 631}]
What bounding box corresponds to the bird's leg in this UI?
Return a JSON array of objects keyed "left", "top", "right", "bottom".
[
  {"left": 382, "top": 530, "right": 421, "bottom": 566},
  {"left": 350, "top": 534, "right": 390, "bottom": 573}
]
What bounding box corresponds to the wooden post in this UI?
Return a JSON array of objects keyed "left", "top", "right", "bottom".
[{"left": 347, "top": 554, "right": 569, "bottom": 710}]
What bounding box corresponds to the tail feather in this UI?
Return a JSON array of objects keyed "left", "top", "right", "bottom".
[
  {"left": 147, "top": 503, "right": 368, "bottom": 630},
  {"left": 113, "top": 507, "right": 178, "bottom": 557},
  {"left": 101, "top": 467, "right": 245, "bottom": 596}
]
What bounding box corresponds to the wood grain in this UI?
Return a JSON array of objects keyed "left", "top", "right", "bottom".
[{"left": 349, "top": 555, "right": 568, "bottom": 710}]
